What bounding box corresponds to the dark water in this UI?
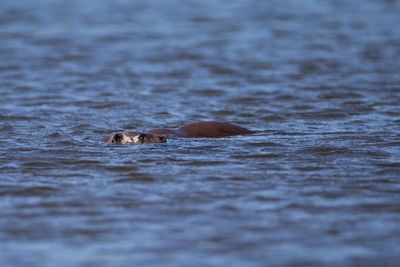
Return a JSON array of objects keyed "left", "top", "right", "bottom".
[{"left": 1, "top": 0, "right": 400, "bottom": 266}]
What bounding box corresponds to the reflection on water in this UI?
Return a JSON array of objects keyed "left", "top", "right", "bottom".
[{"left": 1, "top": 0, "right": 400, "bottom": 266}]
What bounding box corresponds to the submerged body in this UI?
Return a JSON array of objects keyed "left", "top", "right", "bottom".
[
  {"left": 106, "top": 121, "right": 253, "bottom": 144},
  {"left": 148, "top": 121, "right": 252, "bottom": 138}
]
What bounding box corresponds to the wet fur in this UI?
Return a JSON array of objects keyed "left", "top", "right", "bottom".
[{"left": 106, "top": 121, "right": 253, "bottom": 144}]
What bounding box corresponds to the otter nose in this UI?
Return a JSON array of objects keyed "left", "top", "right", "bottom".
[
  {"left": 159, "top": 136, "right": 167, "bottom": 143},
  {"left": 113, "top": 133, "right": 123, "bottom": 143}
]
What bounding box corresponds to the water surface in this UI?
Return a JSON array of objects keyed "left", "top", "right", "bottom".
[{"left": 1, "top": 0, "right": 400, "bottom": 266}]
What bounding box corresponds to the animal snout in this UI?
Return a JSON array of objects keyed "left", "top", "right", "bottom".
[{"left": 112, "top": 133, "right": 123, "bottom": 143}]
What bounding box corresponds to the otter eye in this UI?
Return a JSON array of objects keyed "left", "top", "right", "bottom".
[
  {"left": 113, "top": 133, "right": 123, "bottom": 143},
  {"left": 138, "top": 134, "right": 146, "bottom": 142}
]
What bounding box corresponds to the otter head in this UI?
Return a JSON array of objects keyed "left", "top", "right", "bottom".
[{"left": 106, "top": 132, "right": 167, "bottom": 145}]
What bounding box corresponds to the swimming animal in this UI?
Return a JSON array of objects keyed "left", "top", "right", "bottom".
[{"left": 106, "top": 121, "right": 253, "bottom": 144}]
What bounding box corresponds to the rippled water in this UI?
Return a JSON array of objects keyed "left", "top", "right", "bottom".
[{"left": 1, "top": 0, "right": 400, "bottom": 266}]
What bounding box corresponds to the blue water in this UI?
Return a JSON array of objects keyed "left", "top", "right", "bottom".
[{"left": 1, "top": 0, "right": 400, "bottom": 266}]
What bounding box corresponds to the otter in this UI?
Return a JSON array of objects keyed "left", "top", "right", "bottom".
[
  {"left": 106, "top": 121, "right": 253, "bottom": 144},
  {"left": 105, "top": 132, "right": 167, "bottom": 144}
]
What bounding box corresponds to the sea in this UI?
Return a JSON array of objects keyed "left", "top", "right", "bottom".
[{"left": 1, "top": 0, "right": 400, "bottom": 266}]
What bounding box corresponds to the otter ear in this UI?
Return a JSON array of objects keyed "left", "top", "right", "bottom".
[
  {"left": 112, "top": 133, "right": 124, "bottom": 143},
  {"left": 138, "top": 134, "right": 146, "bottom": 143}
]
